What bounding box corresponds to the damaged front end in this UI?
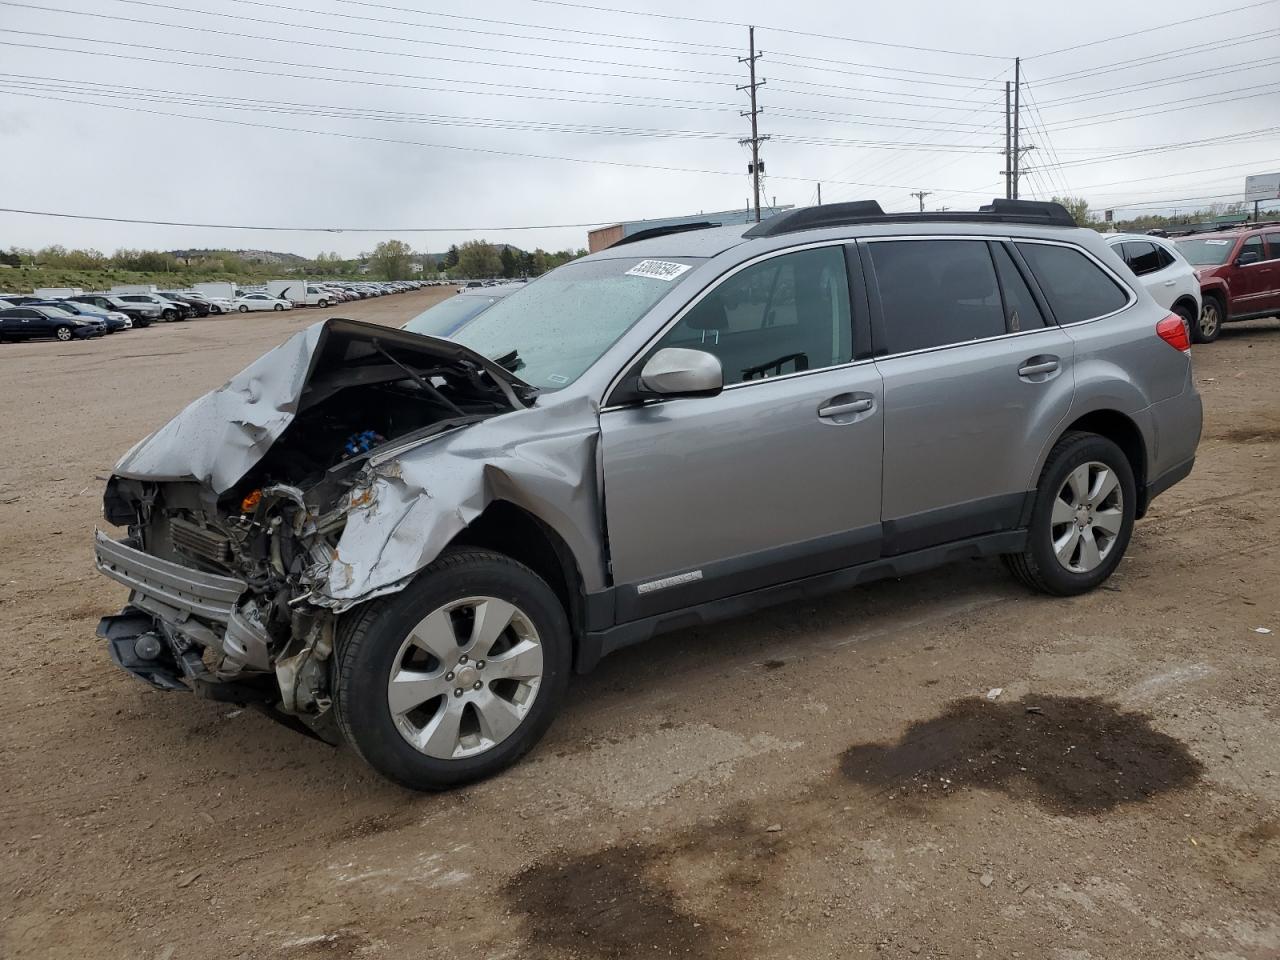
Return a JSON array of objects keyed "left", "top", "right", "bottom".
[{"left": 94, "top": 318, "right": 536, "bottom": 735}]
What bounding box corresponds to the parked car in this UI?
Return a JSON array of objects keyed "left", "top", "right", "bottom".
[
  {"left": 33, "top": 299, "right": 131, "bottom": 332},
  {"left": 232, "top": 293, "right": 293, "bottom": 312},
  {"left": 1105, "top": 234, "right": 1201, "bottom": 334},
  {"left": 93, "top": 199, "right": 1201, "bottom": 790},
  {"left": 0, "top": 304, "right": 106, "bottom": 341},
  {"left": 115, "top": 293, "right": 191, "bottom": 321},
  {"left": 402, "top": 285, "right": 518, "bottom": 339},
  {"left": 1174, "top": 224, "right": 1280, "bottom": 342},
  {"left": 69, "top": 294, "right": 159, "bottom": 327},
  {"left": 158, "top": 292, "right": 213, "bottom": 318}
]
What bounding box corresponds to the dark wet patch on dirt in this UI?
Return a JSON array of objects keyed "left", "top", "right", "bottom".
[
  {"left": 762, "top": 659, "right": 786, "bottom": 670},
  {"left": 838, "top": 695, "right": 1202, "bottom": 815},
  {"left": 504, "top": 816, "right": 785, "bottom": 959},
  {"left": 1217, "top": 425, "right": 1280, "bottom": 445},
  {"left": 505, "top": 844, "right": 724, "bottom": 959}
]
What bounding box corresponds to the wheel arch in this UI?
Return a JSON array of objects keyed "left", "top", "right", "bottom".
[
  {"left": 446, "top": 500, "right": 590, "bottom": 663},
  {"left": 1171, "top": 293, "right": 1199, "bottom": 319},
  {"left": 1040, "top": 409, "right": 1150, "bottom": 520}
]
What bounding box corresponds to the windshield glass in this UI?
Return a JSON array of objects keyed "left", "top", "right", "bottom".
[
  {"left": 454, "top": 256, "right": 702, "bottom": 389},
  {"left": 404, "top": 295, "right": 501, "bottom": 338},
  {"left": 1175, "top": 237, "right": 1236, "bottom": 265}
]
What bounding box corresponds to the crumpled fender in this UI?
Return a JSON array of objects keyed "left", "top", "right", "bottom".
[{"left": 323, "top": 394, "right": 606, "bottom": 607}]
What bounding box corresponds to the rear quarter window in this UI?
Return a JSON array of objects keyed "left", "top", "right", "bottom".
[{"left": 1016, "top": 242, "right": 1131, "bottom": 324}]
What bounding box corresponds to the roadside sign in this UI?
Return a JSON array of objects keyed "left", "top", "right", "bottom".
[
  {"left": 1104, "top": 209, "right": 1113, "bottom": 222},
  {"left": 1245, "top": 172, "right": 1280, "bottom": 202}
]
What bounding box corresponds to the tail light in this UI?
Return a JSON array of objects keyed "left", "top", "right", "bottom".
[{"left": 1156, "top": 313, "right": 1191, "bottom": 355}]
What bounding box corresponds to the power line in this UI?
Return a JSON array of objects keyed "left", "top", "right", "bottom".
[
  {"left": 1043, "top": 83, "right": 1280, "bottom": 130},
  {"left": 1035, "top": 27, "right": 1280, "bottom": 84},
  {"left": 522, "top": 0, "right": 1011, "bottom": 59},
  {"left": 1035, "top": 56, "right": 1280, "bottom": 109},
  {"left": 0, "top": 206, "right": 612, "bottom": 232},
  {"left": 1026, "top": 0, "right": 1280, "bottom": 59}
]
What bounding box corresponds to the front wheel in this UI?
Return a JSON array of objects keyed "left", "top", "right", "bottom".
[
  {"left": 1004, "top": 431, "right": 1136, "bottom": 596},
  {"left": 318, "top": 299, "right": 329, "bottom": 308},
  {"left": 55, "top": 325, "right": 73, "bottom": 341},
  {"left": 333, "top": 549, "right": 570, "bottom": 791},
  {"left": 1194, "top": 295, "right": 1223, "bottom": 343},
  {"left": 238, "top": 305, "right": 249, "bottom": 313},
  {"left": 273, "top": 303, "right": 284, "bottom": 311}
]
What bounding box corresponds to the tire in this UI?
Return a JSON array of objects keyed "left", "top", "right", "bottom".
[
  {"left": 318, "top": 299, "right": 329, "bottom": 308},
  {"left": 55, "top": 325, "right": 73, "bottom": 342},
  {"left": 1003, "top": 431, "right": 1136, "bottom": 596},
  {"left": 162, "top": 309, "right": 177, "bottom": 321},
  {"left": 238, "top": 305, "right": 249, "bottom": 313},
  {"left": 333, "top": 548, "right": 571, "bottom": 791},
  {"left": 273, "top": 303, "right": 284, "bottom": 311},
  {"left": 1194, "top": 295, "right": 1223, "bottom": 343}
]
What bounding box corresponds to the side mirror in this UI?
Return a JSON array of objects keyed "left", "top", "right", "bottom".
[
  {"left": 1237, "top": 251, "right": 1261, "bottom": 266},
  {"left": 637, "top": 347, "right": 723, "bottom": 398}
]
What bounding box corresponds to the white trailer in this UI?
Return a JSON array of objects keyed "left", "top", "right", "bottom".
[
  {"left": 33, "top": 287, "right": 84, "bottom": 298},
  {"left": 192, "top": 281, "right": 237, "bottom": 300},
  {"left": 109, "top": 284, "right": 158, "bottom": 295}
]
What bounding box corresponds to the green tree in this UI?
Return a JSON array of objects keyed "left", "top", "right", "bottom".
[
  {"left": 457, "top": 240, "right": 503, "bottom": 278},
  {"left": 1052, "top": 196, "right": 1092, "bottom": 227},
  {"left": 370, "top": 239, "right": 414, "bottom": 280},
  {"left": 443, "top": 244, "right": 461, "bottom": 268},
  {"left": 499, "top": 246, "right": 518, "bottom": 278}
]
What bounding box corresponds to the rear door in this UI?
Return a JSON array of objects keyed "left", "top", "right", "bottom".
[
  {"left": 3, "top": 308, "right": 40, "bottom": 339},
  {"left": 600, "top": 243, "right": 884, "bottom": 621},
  {"left": 1230, "top": 235, "right": 1270, "bottom": 316},
  {"left": 866, "top": 237, "right": 1078, "bottom": 554}
]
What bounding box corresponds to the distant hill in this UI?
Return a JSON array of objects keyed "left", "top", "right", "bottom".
[{"left": 169, "top": 248, "right": 308, "bottom": 265}]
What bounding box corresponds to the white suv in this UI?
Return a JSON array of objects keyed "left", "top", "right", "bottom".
[{"left": 1105, "top": 233, "right": 1200, "bottom": 328}]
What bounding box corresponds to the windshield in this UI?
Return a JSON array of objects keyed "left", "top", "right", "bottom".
[
  {"left": 404, "top": 294, "right": 501, "bottom": 338},
  {"left": 1175, "top": 237, "right": 1236, "bottom": 265},
  {"left": 454, "top": 256, "right": 702, "bottom": 389}
]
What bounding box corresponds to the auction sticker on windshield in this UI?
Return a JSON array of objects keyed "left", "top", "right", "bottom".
[{"left": 626, "top": 260, "right": 693, "bottom": 282}]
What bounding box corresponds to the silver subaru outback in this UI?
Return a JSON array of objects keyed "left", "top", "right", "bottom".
[{"left": 94, "top": 200, "right": 1202, "bottom": 789}]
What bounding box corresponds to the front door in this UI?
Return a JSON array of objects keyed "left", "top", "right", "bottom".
[
  {"left": 1229, "top": 235, "right": 1273, "bottom": 317},
  {"left": 600, "top": 244, "right": 884, "bottom": 622},
  {"left": 864, "top": 238, "right": 1080, "bottom": 554}
]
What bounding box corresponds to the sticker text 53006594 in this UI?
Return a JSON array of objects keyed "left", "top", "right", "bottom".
[{"left": 625, "top": 260, "right": 693, "bottom": 282}]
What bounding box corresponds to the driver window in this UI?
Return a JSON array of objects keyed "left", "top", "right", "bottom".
[{"left": 656, "top": 246, "right": 852, "bottom": 384}]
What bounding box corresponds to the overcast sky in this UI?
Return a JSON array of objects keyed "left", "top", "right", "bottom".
[{"left": 1, "top": 0, "right": 1277, "bottom": 257}]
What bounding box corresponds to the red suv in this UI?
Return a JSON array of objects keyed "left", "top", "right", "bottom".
[{"left": 1173, "top": 224, "right": 1280, "bottom": 342}]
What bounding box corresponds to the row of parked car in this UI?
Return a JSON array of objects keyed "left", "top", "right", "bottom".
[
  {"left": 0, "top": 279, "right": 434, "bottom": 342},
  {"left": 1106, "top": 221, "right": 1280, "bottom": 344}
]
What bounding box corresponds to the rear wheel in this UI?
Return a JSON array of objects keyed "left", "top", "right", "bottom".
[
  {"left": 1004, "top": 431, "right": 1136, "bottom": 596},
  {"left": 1194, "top": 295, "right": 1223, "bottom": 343},
  {"left": 333, "top": 549, "right": 570, "bottom": 791}
]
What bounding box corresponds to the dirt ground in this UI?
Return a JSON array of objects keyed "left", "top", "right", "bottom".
[{"left": 2, "top": 289, "right": 1278, "bottom": 960}]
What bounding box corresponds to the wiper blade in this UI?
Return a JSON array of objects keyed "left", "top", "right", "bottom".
[{"left": 493, "top": 349, "right": 525, "bottom": 374}]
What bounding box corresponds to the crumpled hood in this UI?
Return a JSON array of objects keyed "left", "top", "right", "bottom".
[{"left": 112, "top": 317, "right": 530, "bottom": 493}]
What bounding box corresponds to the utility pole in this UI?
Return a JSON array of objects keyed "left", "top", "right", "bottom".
[
  {"left": 817, "top": 182, "right": 822, "bottom": 205},
  {"left": 737, "top": 26, "right": 769, "bottom": 223},
  {"left": 1004, "top": 81, "right": 1012, "bottom": 200},
  {"left": 910, "top": 190, "right": 932, "bottom": 212},
  {"left": 1012, "top": 57, "right": 1021, "bottom": 199}
]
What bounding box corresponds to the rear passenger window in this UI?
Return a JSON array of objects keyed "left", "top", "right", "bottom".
[
  {"left": 1016, "top": 242, "right": 1130, "bottom": 324},
  {"left": 870, "top": 239, "right": 1004, "bottom": 353},
  {"left": 992, "top": 243, "right": 1045, "bottom": 332},
  {"left": 1123, "top": 241, "right": 1163, "bottom": 276},
  {"left": 1266, "top": 234, "right": 1280, "bottom": 261},
  {"left": 658, "top": 245, "right": 852, "bottom": 384}
]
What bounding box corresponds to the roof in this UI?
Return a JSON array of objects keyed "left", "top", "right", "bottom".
[{"left": 585, "top": 222, "right": 753, "bottom": 260}]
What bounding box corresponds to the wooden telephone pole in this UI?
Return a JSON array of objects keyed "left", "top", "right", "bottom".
[{"left": 738, "top": 27, "right": 769, "bottom": 222}]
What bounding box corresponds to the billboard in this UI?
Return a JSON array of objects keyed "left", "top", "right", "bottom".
[{"left": 1245, "top": 173, "right": 1280, "bottom": 202}]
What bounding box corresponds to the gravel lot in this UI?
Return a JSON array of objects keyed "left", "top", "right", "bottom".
[{"left": 2, "top": 289, "right": 1278, "bottom": 959}]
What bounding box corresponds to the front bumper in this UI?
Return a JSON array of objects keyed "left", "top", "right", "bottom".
[{"left": 94, "top": 529, "right": 246, "bottom": 625}]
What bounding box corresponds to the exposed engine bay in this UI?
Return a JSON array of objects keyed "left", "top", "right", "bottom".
[{"left": 96, "top": 320, "right": 534, "bottom": 734}]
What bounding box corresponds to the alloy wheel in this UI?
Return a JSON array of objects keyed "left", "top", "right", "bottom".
[
  {"left": 56, "top": 326, "right": 72, "bottom": 341},
  {"left": 1050, "top": 461, "right": 1124, "bottom": 573},
  {"left": 1199, "top": 301, "right": 1220, "bottom": 340},
  {"left": 386, "top": 596, "right": 544, "bottom": 760}
]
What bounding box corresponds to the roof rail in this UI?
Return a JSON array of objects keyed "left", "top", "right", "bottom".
[
  {"left": 608, "top": 221, "right": 720, "bottom": 249},
  {"left": 744, "top": 198, "right": 1077, "bottom": 238}
]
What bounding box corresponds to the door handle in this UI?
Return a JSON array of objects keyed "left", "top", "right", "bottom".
[
  {"left": 1018, "top": 359, "right": 1059, "bottom": 377},
  {"left": 818, "top": 398, "right": 873, "bottom": 418},
  {"left": 1163, "top": 279, "right": 1176, "bottom": 286}
]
